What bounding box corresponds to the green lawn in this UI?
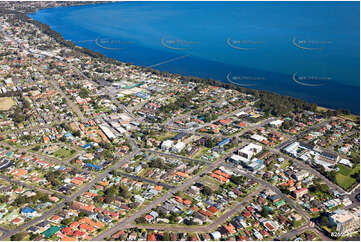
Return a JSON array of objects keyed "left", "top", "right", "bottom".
[
  {"left": 335, "top": 173, "right": 356, "bottom": 190},
  {"left": 280, "top": 160, "right": 291, "bottom": 169},
  {"left": 334, "top": 164, "right": 359, "bottom": 190},
  {"left": 337, "top": 164, "right": 355, "bottom": 176},
  {"left": 192, "top": 146, "right": 209, "bottom": 159},
  {"left": 53, "top": 148, "right": 76, "bottom": 159},
  {"left": 153, "top": 132, "right": 177, "bottom": 141}
]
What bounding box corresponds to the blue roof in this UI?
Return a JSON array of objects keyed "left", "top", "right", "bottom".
[
  {"left": 85, "top": 163, "right": 101, "bottom": 170},
  {"left": 64, "top": 133, "right": 72, "bottom": 137},
  {"left": 21, "top": 207, "right": 35, "bottom": 213},
  {"left": 82, "top": 143, "right": 92, "bottom": 149},
  {"left": 134, "top": 92, "right": 150, "bottom": 99},
  {"left": 218, "top": 138, "right": 231, "bottom": 147},
  {"left": 255, "top": 159, "right": 263, "bottom": 165}
]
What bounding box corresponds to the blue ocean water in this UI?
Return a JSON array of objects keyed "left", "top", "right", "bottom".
[{"left": 29, "top": 1, "right": 360, "bottom": 113}]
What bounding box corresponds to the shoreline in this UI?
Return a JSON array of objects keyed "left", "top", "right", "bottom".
[{"left": 8, "top": 3, "right": 359, "bottom": 116}]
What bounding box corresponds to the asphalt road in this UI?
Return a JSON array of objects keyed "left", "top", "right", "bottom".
[
  {"left": 224, "top": 164, "right": 311, "bottom": 220},
  {"left": 92, "top": 141, "right": 248, "bottom": 240},
  {"left": 128, "top": 185, "right": 264, "bottom": 233},
  {"left": 118, "top": 171, "right": 175, "bottom": 190},
  {"left": 0, "top": 149, "right": 140, "bottom": 240}
]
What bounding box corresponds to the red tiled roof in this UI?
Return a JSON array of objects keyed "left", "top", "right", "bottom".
[{"left": 207, "top": 206, "right": 218, "bottom": 213}]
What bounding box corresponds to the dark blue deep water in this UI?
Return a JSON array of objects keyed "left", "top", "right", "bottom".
[{"left": 29, "top": 1, "right": 360, "bottom": 113}]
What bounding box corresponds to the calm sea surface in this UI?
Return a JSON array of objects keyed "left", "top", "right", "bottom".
[{"left": 29, "top": 1, "right": 360, "bottom": 113}]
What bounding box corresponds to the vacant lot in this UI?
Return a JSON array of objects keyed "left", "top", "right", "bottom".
[
  {"left": 336, "top": 173, "right": 355, "bottom": 190},
  {"left": 53, "top": 148, "right": 76, "bottom": 159},
  {"left": 335, "top": 164, "right": 360, "bottom": 190},
  {"left": 201, "top": 176, "right": 221, "bottom": 191},
  {"left": 0, "top": 97, "right": 15, "bottom": 111}
]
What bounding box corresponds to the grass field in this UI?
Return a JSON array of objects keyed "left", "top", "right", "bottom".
[
  {"left": 153, "top": 132, "right": 177, "bottom": 141},
  {"left": 53, "top": 148, "right": 76, "bottom": 159},
  {"left": 337, "top": 164, "right": 359, "bottom": 176},
  {"left": 335, "top": 173, "right": 355, "bottom": 190},
  {"left": 335, "top": 164, "right": 359, "bottom": 190},
  {"left": 192, "top": 146, "right": 209, "bottom": 159},
  {"left": 279, "top": 160, "right": 291, "bottom": 169},
  {"left": 0, "top": 97, "right": 15, "bottom": 111},
  {"left": 201, "top": 176, "right": 221, "bottom": 191}
]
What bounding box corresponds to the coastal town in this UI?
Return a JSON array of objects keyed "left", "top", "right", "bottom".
[{"left": 0, "top": 1, "right": 359, "bottom": 241}]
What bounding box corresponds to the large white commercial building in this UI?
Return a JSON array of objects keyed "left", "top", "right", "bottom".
[{"left": 238, "top": 143, "right": 263, "bottom": 160}]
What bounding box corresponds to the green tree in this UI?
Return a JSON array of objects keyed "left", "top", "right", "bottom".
[
  {"left": 201, "top": 186, "right": 213, "bottom": 196},
  {"left": 163, "top": 232, "right": 170, "bottom": 241},
  {"left": 261, "top": 207, "right": 269, "bottom": 217},
  {"left": 79, "top": 88, "right": 89, "bottom": 98},
  {"left": 319, "top": 215, "right": 330, "bottom": 226},
  {"left": 62, "top": 218, "right": 73, "bottom": 226},
  {"left": 11, "top": 232, "right": 27, "bottom": 241}
]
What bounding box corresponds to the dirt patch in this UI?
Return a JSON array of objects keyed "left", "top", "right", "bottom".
[{"left": 0, "top": 97, "right": 15, "bottom": 111}]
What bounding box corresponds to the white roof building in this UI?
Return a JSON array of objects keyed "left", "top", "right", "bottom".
[
  {"left": 172, "top": 142, "right": 185, "bottom": 153},
  {"left": 329, "top": 209, "right": 360, "bottom": 234},
  {"left": 251, "top": 134, "right": 267, "bottom": 142},
  {"left": 161, "top": 140, "right": 173, "bottom": 151},
  {"left": 210, "top": 231, "right": 221, "bottom": 240},
  {"left": 99, "top": 124, "right": 116, "bottom": 140},
  {"left": 134, "top": 195, "right": 145, "bottom": 204},
  {"left": 269, "top": 119, "right": 284, "bottom": 127},
  {"left": 294, "top": 170, "right": 309, "bottom": 181},
  {"left": 339, "top": 158, "right": 353, "bottom": 167},
  {"left": 238, "top": 143, "right": 263, "bottom": 160},
  {"left": 283, "top": 142, "right": 299, "bottom": 157}
]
